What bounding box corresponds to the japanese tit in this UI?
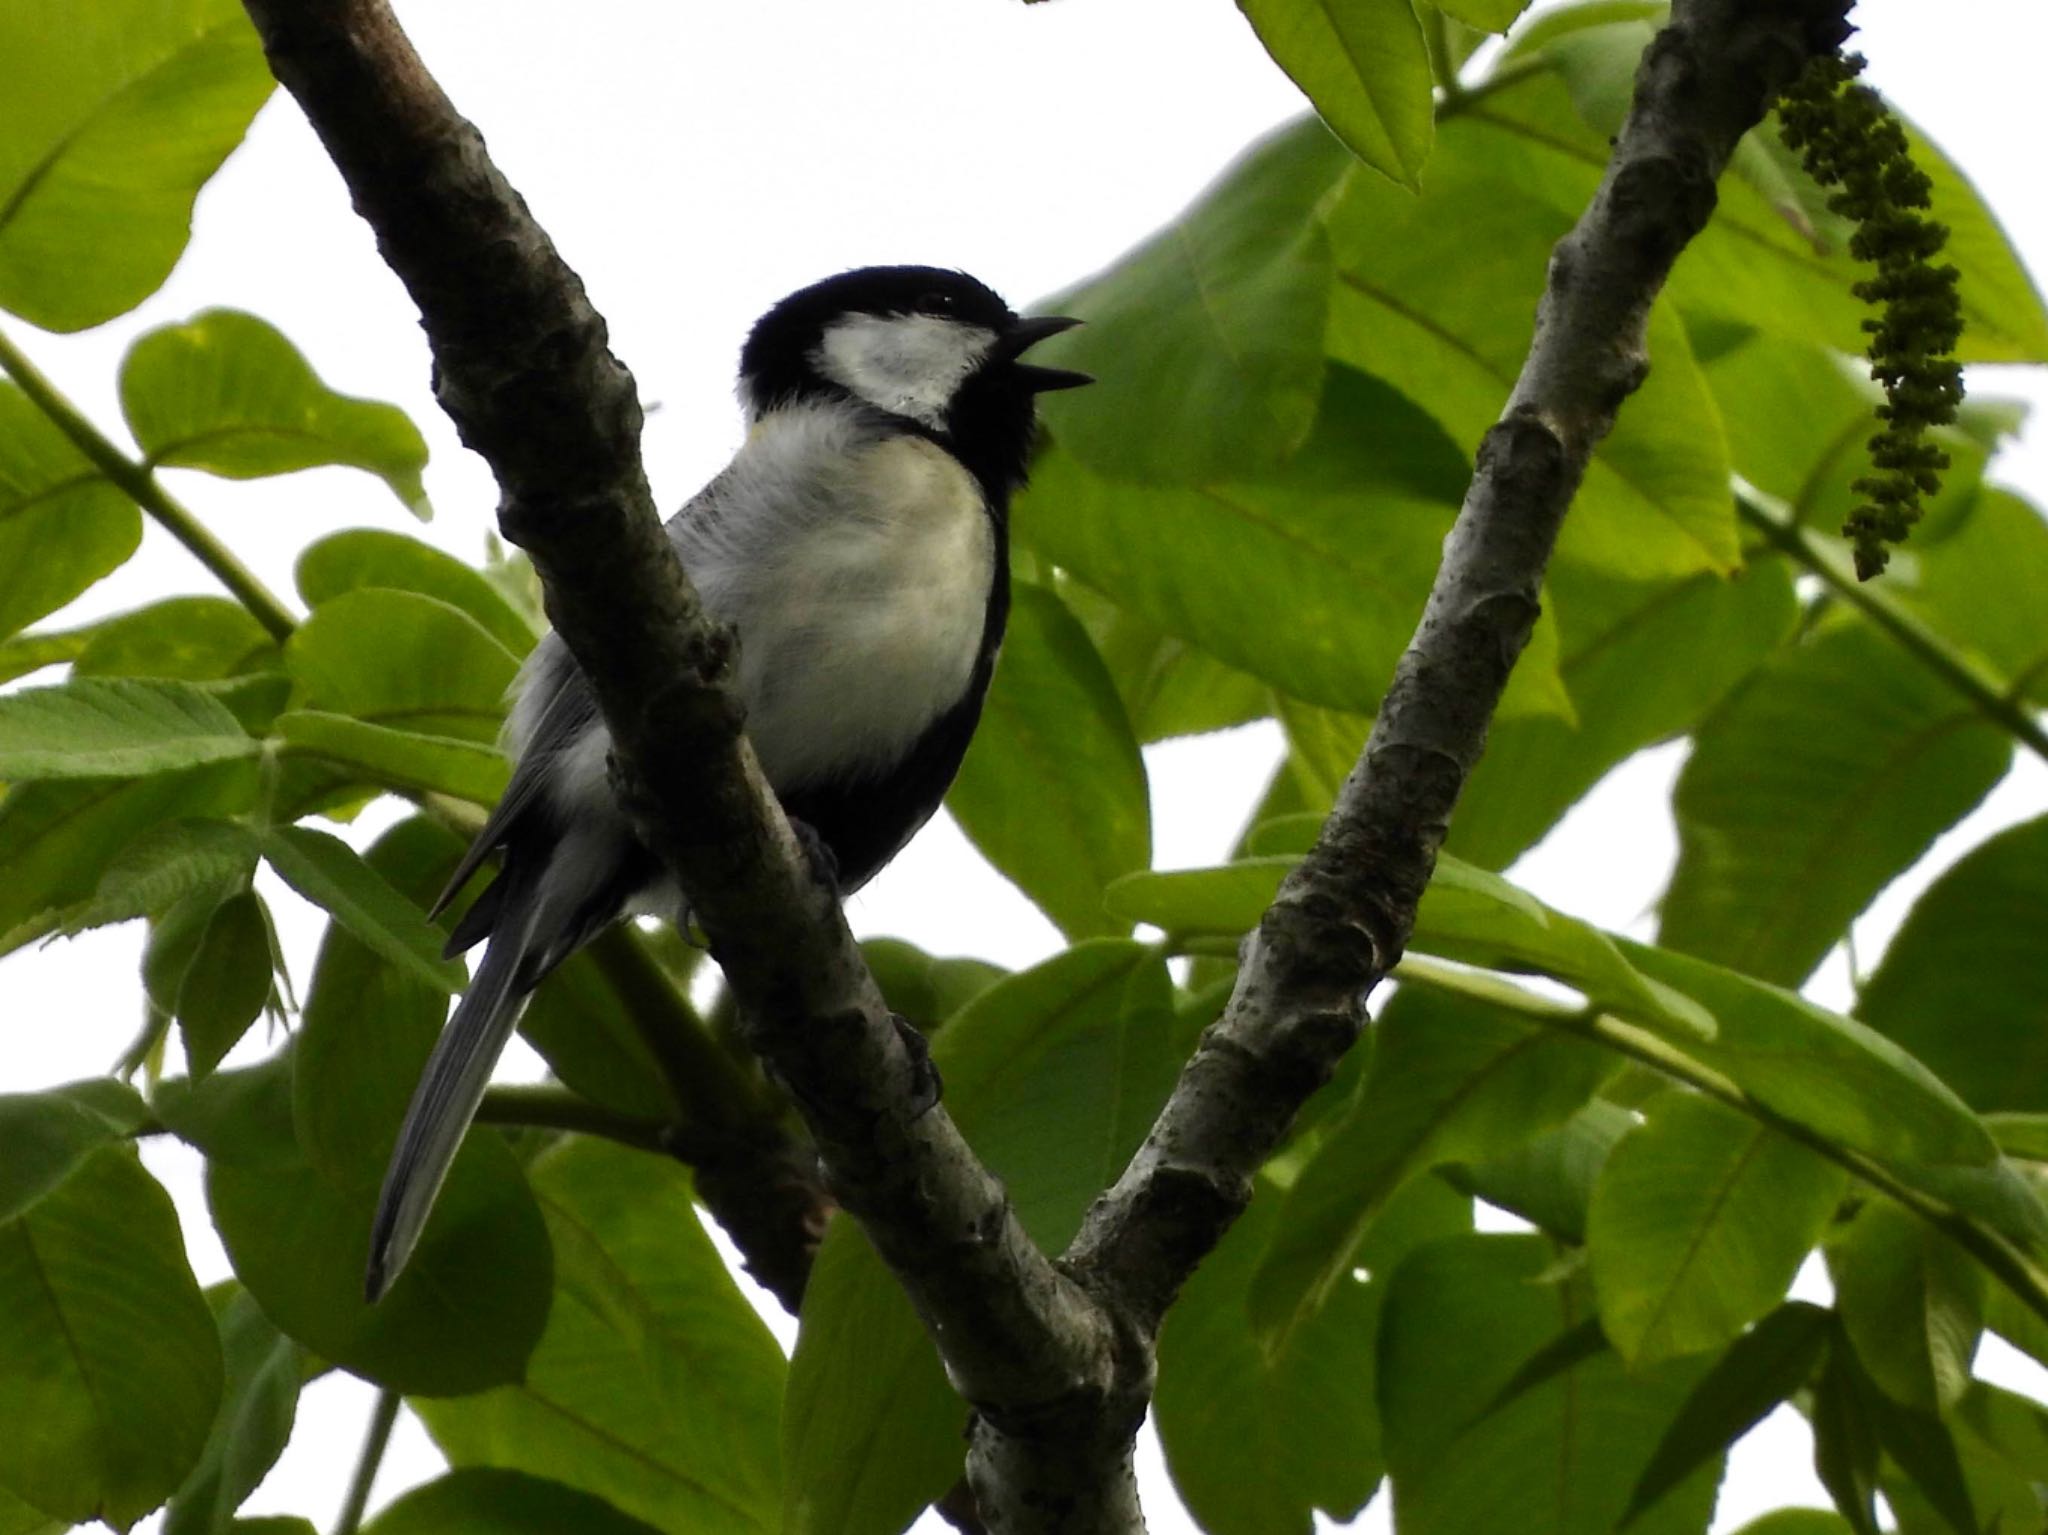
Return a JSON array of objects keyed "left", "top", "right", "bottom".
[{"left": 366, "top": 266, "right": 1089, "bottom": 1300}]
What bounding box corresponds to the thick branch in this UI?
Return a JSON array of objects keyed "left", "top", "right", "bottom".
[
  {"left": 1066, "top": 0, "right": 1856, "bottom": 1335},
  {"left": 239, "top": 2, "right": 1118, "bottom": 1521}
]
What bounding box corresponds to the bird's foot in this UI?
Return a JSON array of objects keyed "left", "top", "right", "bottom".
[{"left": 788, "top": 817, "right": 842, "bottom": 895}]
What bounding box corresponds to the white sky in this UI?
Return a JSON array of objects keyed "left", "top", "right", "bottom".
[{"left": 4, "top": 1, "right": 2047, "bottom": 1531}]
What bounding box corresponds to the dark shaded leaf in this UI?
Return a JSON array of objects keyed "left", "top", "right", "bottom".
[{"left": 361, "top": 1469, "right": 665, "bottom": 1535}]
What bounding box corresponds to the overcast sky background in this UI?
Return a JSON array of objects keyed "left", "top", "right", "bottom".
[{"left": 4, "top": 1, "right": 2047, "bottom": 1530}]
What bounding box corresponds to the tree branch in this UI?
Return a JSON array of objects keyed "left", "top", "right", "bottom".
[
  {"left": 238, "top": 2, "right": 1120, "bottom": 1523},
  {"left": 1065, "top": 0, "right": 1855, "bottom": 1337}
]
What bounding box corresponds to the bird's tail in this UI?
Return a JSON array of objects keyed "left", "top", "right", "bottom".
[{"left": 365, "top": 866, "right": 541, "bottom": 1302}]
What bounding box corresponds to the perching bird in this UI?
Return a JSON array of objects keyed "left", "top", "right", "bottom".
[{"left": 366, "top": 266, "right": 1089, "bottom": 1300}]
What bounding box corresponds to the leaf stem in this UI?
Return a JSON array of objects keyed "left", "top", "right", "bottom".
[
  {"left": 0, "top": 325, "right": 299, "bottom": 643},
  {"left": 1394, "top": 953, "right": 2048, "bottom": 1332},
  {"left": 472, "top": 1081, "right": 670, "bottom": 1151},
  {"left": 332, "top": 1387, "right": 400, "bottom": 1535},
  {"left": 1435, "top": 50, "right": 1553, "bottom": 124},
  {"left": 1738, "top": 491, "right": 2048, "bottom": 766}
]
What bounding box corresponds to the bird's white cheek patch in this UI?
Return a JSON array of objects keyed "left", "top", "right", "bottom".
[{"left": 812, "top": 313, "right": 995, "bottom": 427}]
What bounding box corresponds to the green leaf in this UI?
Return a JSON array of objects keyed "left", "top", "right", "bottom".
[
  {"left": 948, "top": 584, "right": 1149, "bottom": 938},
  {"left": 1662, "top": 620, "right": 2011, "bottom": 986},
  {"left": 1901, "top": 490, "right": 2048, "bottom": 703},
  {"left": 285, "top": 588, "right": 518, "bottom": 745},
  {"left": 274, "top": 711, "right": 510, "bottom": 806},
  {"left": 1029, "top": 118, "right": 1338, "bottom": 483},
  {"left": 1021, "top": 373, "right": 1571, "bottom": 721},
  {"left": 1452, "top": 1097, "right": 1636, "bottom": 1245},
  {"left": 0, "top": 676, "right": 256, "bottom": 780},
  {"left": 1623, "top": 1302, "right": 1834, "bottom": 1527},
  {"left": 1157, "top": 1176, "right": 1467, "bottom": 1535},
  {"left": 258, "top": 824, "right": 463, "bottom": 995},
  {"left": 162, "top": 1285, "right": 305, "bottom": 1535},
  {"left": 1587, "top": 1094, "right": 1846, "bottom": 1364},
  {"left": 1858, "top": 814, "right": 2048, "bottom": 1113},
  {"left": 0, "top": 1093, "right": 222, "bottom": 1531},
  {"left": 1324, "top": 151, "right": 1739, "bottom": 581},
  {"left": 0, "top": 1486, "right": 61, "bottom": 1535},
  {"left": 1727, "top": 1515, "right": 1858, "bottom": 1535},
  {"left": 780, "top": 1220, "right": 961, "bottom": 1535},
  {"left": 782, "top": 943, "right": 1183, "bottom": 1532},
  {"left": 0, "top": 769, "right": 259, "bottom": 954},
  {"left": 0, "top": 0, "right": 272, "bottom": 330},
  {"left": 1251, "top": 985, "right": 1613, "bottom": 1351},
  {"left": 0, "top": 627, "right": 90, "bottom": 687},
  {"left": 418, "top": 1141, "right": 784, "bottom": 1534},
  {"left": 1239, "top": 0, "right": 1435, "bottom": 190},
  {"left": 1452, "top": 557, "right": 1799, "bottom": 870},
  {"left": 1379, "top": 1232, "right": 1722, "bottom": 1535},
  {"left": 1825, "top": 1200, "right": 1983, "bottom": 1414},
  {"left": 59, "top": 817, "right": 256, "bottom": 935},
  {"left": 1432, "top": 0, "right": 1530, "bottom": 30},
  {"left": 120, "top": 311, "right": 430, "bottom": 517},
  {"left": 860, "top": 937, "right": 1005, "bottom": 1036},
  {"left": 297, "top": 529, "right": 537, "bottom": 655},
  {"left": 176, "top": 889, "right": 275, "bottom": 1076},
  {"left": 361, "top": 1470, "right": 665, "bottom": 1535},
  {"left": 181, "top": 1053, "right": 552, "bottom": 1397},
  {"left": 1056, "top": 581, "right": 1273, "bottom": 743},
  {"left": 71, "top": 597, "right": 279, "bottom": 682}
]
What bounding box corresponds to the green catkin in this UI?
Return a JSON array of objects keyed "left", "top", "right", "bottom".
[{"left": 1777, "top": 52, "right": 1965, "bottom": 580}]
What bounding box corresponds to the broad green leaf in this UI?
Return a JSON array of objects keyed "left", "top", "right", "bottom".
[
  {"left": 418, "top": 1141, "right": 784, "bottom": 1535},
  {"left": 1251, "top": 986, "right": 1613, "bottom": 1349},
  {"left": 0, "top": 387, "right": 140, "bottom": 643},
  {"left": 1433, "top": 0, "right": 1531, "bottom": 29},
  {"left": 1030, "top": 118, "right": 1339, "bottom": 483},
  {"left": 1452, "top": 557, "right": 1799, "bottom": 869},
  {"left": 1021, "top": 383, "right": 1570, "bottom": 721},
  {"left": 517, "top": 932, "right": 692, "bottom": 1124},
  {"left": 0, "top": 677, "right": 255, "bottom": 779},
  {"left": 179, "top": 1053, "right": 552, "bottom": 1397},
  {"left": 1662, "top": 620, "right": 2011, "bottom": 986},
  {"left": 296, "top": 529, "right": 536, "bottom": 656},
  {"left": 779, "top": 1220, "right": 960, "bottom": 1535},
  {"left": 162, "top": 1285, "right": 304, "bottom": 1535},
  {"left": 783, "top": 943, "right": 1182, "bottom": 1532},
  {"left": 59, "top": 817, "right": 256, "bottom": 935},
  {"left": 0, "top": 626, "right": 89, "bottom": 686},
  {"left": 70, "top": 597, "right": 279, "bottom": 682},
  {"left": 176, "top": 889, "right": 275, "bottom": 1076},
  {"left": 860, "top": 937, "right": 1005, "bottom": 1035},
  {"left": 1108, "top": 852, "right": 1711, "bottom": 1038},
  {"left": 1157, "top": 1176, "right": 1467, "bottom": 1535},
  {"left": 1452, "top": 1097, "right": 1636, "bottom": 1244},
  {"left": 949, "top": 583, "right": 1150, "bottom": 938},
  {"left": 1379, "top": 1233, "right": 1721, "bottom": 1535},
  {"left": 1323, "top": 151, "right": 1739, "bottom": 580},
  {"left": 1057, "top": 581, "right": 1272, "bottom": 743},
  {"left": 1728, "top": 1515, "right": 1858, "bottom": 1535},
  {"left": 1619, "top": 941, "right": 1998, "bottom": 1173},
  {"left": 0, "top": 762, "right": 258, "bottom": 938},
  {"left": 121, "top": 311, "right": 430, "bottom": 517},
  {"left": 1825, "top": 1200, "right": 1983, "bottom": 1414},
  {"left": 0, "top": 1093, "right": 221, "bottom": 1531},
  {"left": 1587, "top": 1094, "right": 1846, "bottom": 1363},
  {"left": 1820, "top": 1338, "right": 1979, "bottom": 1535},
  {"left": 284, "top": 588, "right": 517, "bottom": 745},
  {"left": 0, "top": 1486, "right": 60, "bottom": 1535},
  {"left": 258, "top": 824, "right": 462, "bottom": 995},
  {"left": 1858, "top": 814, "right": 2048, "bottom": 1113},
  {"left": 0, "top": 0, "right": 273, "bottom": 330},
  {"left": 362, "top": 1470, "right": 664, "bottom": 1535},
  {"left": 1623, "top": 1303, "right": 1834, "bottom": 1528},
  {"left": 1900, "top": 489, "right": 2048, "bottom": 705},
  {"left": 1239, "top": 0, "right": 1435, "bottom": 190},
  {"left": 274, "top": 711, "right": 510, "bottom": 806}
]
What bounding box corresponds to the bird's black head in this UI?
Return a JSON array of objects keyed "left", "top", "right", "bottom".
[{"left": 738, "top": 265, "right": 1090, "bottom": 500}]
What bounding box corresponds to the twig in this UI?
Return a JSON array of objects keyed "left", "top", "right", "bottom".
[{"left": 332, "top": 1387, "right": 400, "bottom": 1535}]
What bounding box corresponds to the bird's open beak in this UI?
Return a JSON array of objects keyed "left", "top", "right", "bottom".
[{"left": 997, "top": 314, "right": 1092, "bottom": 392}]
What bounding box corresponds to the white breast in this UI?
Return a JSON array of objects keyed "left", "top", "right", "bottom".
[{"left": 677, "top": 407, "right": 996, "bottom": 790}]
